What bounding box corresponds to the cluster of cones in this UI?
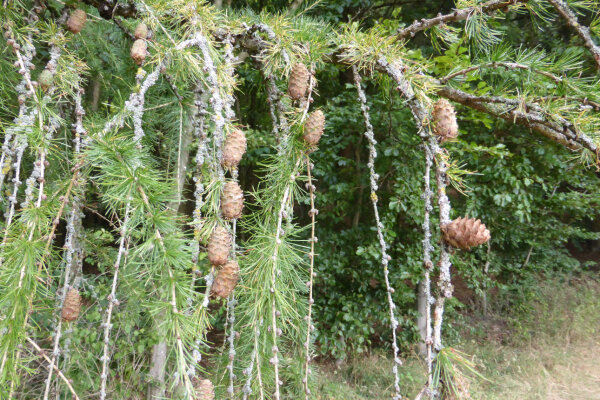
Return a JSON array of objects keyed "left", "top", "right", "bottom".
[
  {"left": 288, "top": 63, "right": 325, "bottom": 146},
  {"left": 206, "top": 126, "right": 248, "bottom": 299}
]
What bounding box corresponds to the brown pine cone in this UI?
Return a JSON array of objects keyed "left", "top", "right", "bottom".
[
  {"left": 303, "top": 110, "right": 325, "bottom": 146},
  {"left": 130, "top": 39, "right": 147, "bottom": 65},
  {"left": 221, "top": 181, "right": 244, "bottom": 219},
  {"left": 193, "top": 378, "right": 215, "bottom": 400},
  {"left": 288, "top": 63, "right": 310, "bottom": 100},
  {"left": 134, "top": 23, "right": 148, "bottom": 40},
  {"left": 442, "top": 217, "right": 490, "bottom": 250},
  {"left": 221, "top": 129, "right": 247, "bottom": 168},
  {"left": 66, "top": 9, "right": 87, "bottom": 34},
  {"left": 212, "top": 260, "right": 240, "bottom": 299},
  {"left": 207, "top": 225, "right": 231, "bottom": 266},
  {"left": 432, "top": 99, "right": 458, "bottom": 142},
  {"left": 61, "top": 288, "right": 81, "bottom": 322}
]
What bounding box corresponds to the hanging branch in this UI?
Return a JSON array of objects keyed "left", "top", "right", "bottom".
[
  {"left": 242, "top": 323, "right": 263, "bottom": 400},
  {"left": 0, "top": 29, "right": 36, "bottom": 194},
  {"left": 547, "top": 0, "right": 600, "bottom": 69},
  {"left": 302, "top": 155, "right": 317, "bottom": 400},
  {"left": 396, "top": 0, "right": 528, "bottom": 40},
  {"left": 352, "top": 65, "right": 402, "bottom": 400},
  {"left": 222, "top": 34, "right": 240, "bottom": 399},
  {"left": 299, "top": 63, "right": 318, "bottom": 400},
  {"left": 43, "top": 84, "right": 88, "bottom": 400},
  {"left": 431, "top": 144, "right": 452, "bottom": 352},
  {"left": 99, "top": 203, "right": 132, "bottom": 400},
  {"left": 186, "top": 85, "right": 211, "bottom": 386},
  {"left": 197, "top": 33, "right": 226, "bottom": 180},
  {"left": 421, "top": 143, "right": 435, "bottom": 393}
]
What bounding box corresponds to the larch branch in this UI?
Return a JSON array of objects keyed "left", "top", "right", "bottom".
[
  {"left": 547, "top": 0, "right": 600, "bottom": 69},
  {"left": 396, "top": 0, "right": 528, "bottom": 40}
]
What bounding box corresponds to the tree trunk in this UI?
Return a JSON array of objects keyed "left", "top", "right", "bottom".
[{"left": 147, "top": 341, "right": 168, "bottom": 399}]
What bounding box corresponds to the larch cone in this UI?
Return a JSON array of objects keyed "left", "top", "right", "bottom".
[
  {"left": 442, "top": 217, "right": 490, "bottom": 250},
  {"left": 134, "top": 23, "right": 148, "bottom": 40},
  {"left": 211, "top": 260, "right": 240, "bottom": 299},
  {"left": 61, "top": 288, "right": 81, "bottom": 322},
  {"left": 288, "top": 63, "right": 310, "bottom": 100},
  {"left": 303, "top": 110, "right": 325, "bottom": 146},
  {"left": 207, "top": 225, "right": 231, "bottom": 266},
  {"left": 193, "top": 378, "right": 215, "bottom": 400},
  {"left": 221, "top": 129, "right": 247, "bottom": 168},
  {"left": 66, "top": 9, "right": 87, "bottom": 34},
  {"left": 38, "top": 69, "right": 53, "bottom": 91},
  {"left": 130, "top": 39, "right": 147, "bottom": 65},
  {"left": 221, "top": 181, "right": 244, "bottom": 219},
  {"left": 432, "top": 98, "right": 458, "bottom": 142}
]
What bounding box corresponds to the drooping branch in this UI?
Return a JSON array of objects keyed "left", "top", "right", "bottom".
[
  {"left": 43, "top": 81, "right": 88, "bottom": 400},
  {"left": 420, "top": 143, "right": 435, "bottom": 392},
  {"left": 353, "top": 65, "right": 403, "bottom": 400},
  {"left": 99, "top": 204, "right": 131, "bottom": 400},
  {"left": 547, "top": 0, "right": 600, "bottom": 69},
  {"left": 302, "top": 156, "right": 317, "bottom": 400},
  {"left": 396, "top": 0, "right": 527, "bottom": 40},
  {"left": 431, "top": 145, "right": 453, "bottom": 352}
]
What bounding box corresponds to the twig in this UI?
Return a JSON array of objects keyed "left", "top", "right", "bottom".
[
  {"left": 396, "top": 0, "right": 527, "bottom": 40},
  {"left": 25, "top": 337, "right": 81, "bottom": 400},
  {"left": 547, "top": 0, "right": 600, "bottom": 69}
]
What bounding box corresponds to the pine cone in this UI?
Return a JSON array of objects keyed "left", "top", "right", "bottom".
[
  {"left": 432, "top": 99, "right": 458, "bottom": 142},
  {"left": 66, "top": 9, "right": 87, "bottom": 34},
  {"left": 221, "top": 181, "right": 244, "bottom": 219},
  {"left": 130, "top": 39, "right": 147, "bottom": 65},
  {"left": 61, "top": 288, "right": 81, "bottom": 322},
  {"left": 212, "top": 260, "right": 240, "bottom": 299},
  {"left": 442, "top": 217, "right": 490, "bottom": 250},
  {"left": 288, "top": 63, "right": 310, "bottom": 100},
  {"left": 303, "top": 110, "right": 325, "bottom": 146},
  {"left": 207, "top": 225, "right": 231, "bottom": 266},
  {"left": 193, "top": 378, "right": 215, "bottom": 400},
  {"left": 134, "top": 23, "right": 148, "bottom": 40},
  {"left": 221, "top": 129, "right": 247, "bottom": 168},
  {"left": 38, "top": 69, "right": 53, "bottom": 91}
]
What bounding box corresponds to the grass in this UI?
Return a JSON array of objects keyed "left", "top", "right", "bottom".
[{"left": 313, "top": 275, "right": 600, "bottom": 399}]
